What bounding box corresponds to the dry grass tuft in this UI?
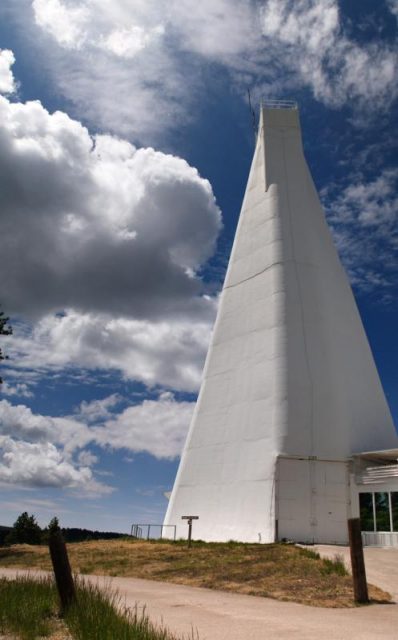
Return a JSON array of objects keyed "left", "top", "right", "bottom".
[{"left": 0, "top": 539, "right": 391, "bottom": 608}]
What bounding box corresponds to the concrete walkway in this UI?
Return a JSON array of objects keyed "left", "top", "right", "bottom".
[{"left": 1, "top": 547, "right": 398, "bottom": 640}]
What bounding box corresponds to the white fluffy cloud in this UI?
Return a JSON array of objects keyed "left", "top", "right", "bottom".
[
  {"left": 0, "top": 88, "right": 221, "bottom": 321},
  {"left": 0, "top": 398, "right": 107, "bottom": 492},
  {"left": 0, "top": 49, "right": 16, "bottom": 94},
  {"left": 93, "top": 392, "right": 194, "bottom": 459},
  {"left": 0, "top": 53, "right": 219, "bottom": 411},
  {"left": 33, "top": 0, "right": 166, "bottom": 57},
  {"left": 0, "top": 393, "right": 194, "bottom": 490},
  {"left": 0, "top": 437, "right": 95, "bottom": 489},
  {"left": 33, "top": 0, "right": 89, "bottom": 48},
  {"left": 0, "top": 399, "right": 91, "bottom": 452},
  {"left": 5, "top": 309, "right": 213, "bottom": 392}
]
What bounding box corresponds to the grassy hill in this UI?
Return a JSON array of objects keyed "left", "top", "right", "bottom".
[{"left": 0, "top": 538, "right": 391, "bottom": 608}]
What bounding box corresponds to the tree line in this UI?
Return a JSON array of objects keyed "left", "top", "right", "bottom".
[{"left": 1, "top": 512, "right": 126, "bottom": 545}]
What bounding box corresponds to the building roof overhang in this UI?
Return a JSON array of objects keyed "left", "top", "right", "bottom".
[{"left": 353, "top": 448, "right": 398, "bottom": 464}]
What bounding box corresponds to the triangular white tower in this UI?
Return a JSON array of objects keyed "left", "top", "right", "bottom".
[{"left": 164, "top": 103, "right": 397, "bottom": 544}]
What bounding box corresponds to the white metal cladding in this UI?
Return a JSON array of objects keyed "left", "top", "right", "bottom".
[
  {"left": 362, "top": 532, "right": 398, "bottom": 547},
  {"left": 277, "top": 458, "right": 350, "bottom": 544},
  {"left": 359, "top": 464, "right": 398, "bottom": 483},
  {"left": 163, "top": 105, "right": 398, "bottom": 544}
]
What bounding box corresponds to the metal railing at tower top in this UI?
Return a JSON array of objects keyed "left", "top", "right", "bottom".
[{"left": 261, "top": 99, "right": 298, "bottom": 109}]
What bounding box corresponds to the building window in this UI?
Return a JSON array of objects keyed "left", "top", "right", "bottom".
[
  {"left": 359, "top": 491, "right": 398, "bottom": 532},
  {"left": 375, "top": 492, "right": 390, "bottom": 531},
  {"left": 391, "top": 493, "right": 398, "bottom": 531},
  {"left": 359, "top": 493, "right": 374, "bottom": 532}
]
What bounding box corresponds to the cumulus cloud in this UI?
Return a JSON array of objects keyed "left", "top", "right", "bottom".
[
  {"left": 0, "top": 437, "right": 95, "bottom": 489},
  {"left": 0, "top": 89, "right": 221, "bottom": 321},
  {"left": 0, "top": 397, "right": 109, "bottom": 494},
  {"left": 4, "top": 308, "right": 213, "bottom": 392},
  {"left": 93, "top": 392, "right": 194, "bottom": 459},
  {"left": 0, "top": 49, "right": 16, "bottom": 94},
  {"left": 0, "top": 54, "right": 219, "bottom": 401},
  {"left": 0, "top": 399, "right": 91, "bottom": 451},
  {"left": 0, "top": 393, "right": 193, "bottom": 490}
]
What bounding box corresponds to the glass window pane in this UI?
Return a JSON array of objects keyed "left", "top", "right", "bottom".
[
  {"left": 359, "top": 493, "right": 374, "bottom": 532},
  {"left": 391, "top": 493, "right": 398, "bottom": 531},
  {"left": 375, "top": 492, "right": 390, "bottom": 532}
]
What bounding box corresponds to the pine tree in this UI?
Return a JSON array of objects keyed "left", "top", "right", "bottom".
[{"left": 6, "top": 512, "right": 42, "bottom": 545}]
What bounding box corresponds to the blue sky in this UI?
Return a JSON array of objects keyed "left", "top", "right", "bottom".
[{"left": 0, "top": 0, "right": 397, "bottom": 532}]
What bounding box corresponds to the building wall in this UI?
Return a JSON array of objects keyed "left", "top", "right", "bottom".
[
  {"left": 261, "top": 109, "right": 397, "bottom": 460},
  {"left": 277, "top": 457, "right": 351, "bottom": 544},
  {"left": 164, "top": 113, "right": 283, "bottom": 542}
]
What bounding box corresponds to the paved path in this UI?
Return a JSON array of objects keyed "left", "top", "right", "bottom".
[{"left": 1, "top": 547, "right": 398, "bottom": 640}]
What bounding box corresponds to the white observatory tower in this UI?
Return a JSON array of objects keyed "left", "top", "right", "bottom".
[{"left": 164, "top": 102, "right": 398, "bottom": 545}]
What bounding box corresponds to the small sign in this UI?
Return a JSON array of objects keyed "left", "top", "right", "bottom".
[{"left": 181, "top": 515, "right": 199, "bottom": 548}]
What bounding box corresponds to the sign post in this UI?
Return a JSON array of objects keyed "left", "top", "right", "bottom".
[{"left": 181, "top": 515, "right": 199, "bottom": 548}]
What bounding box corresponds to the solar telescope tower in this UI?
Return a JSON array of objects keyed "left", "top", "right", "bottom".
[{"left": 164, "top": 102, "right": 397, "bottom": 544}]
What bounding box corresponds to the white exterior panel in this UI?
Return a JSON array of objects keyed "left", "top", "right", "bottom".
[{"left": 277, "top": 458, "right": 350, "bottom": 544}]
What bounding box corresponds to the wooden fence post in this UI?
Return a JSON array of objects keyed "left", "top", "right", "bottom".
[
  {"left": 48, "top": 529, "right": 76, "bottom": 614},
  {"left": 348, "top": 518, "right": 369, "bottom": 604}
]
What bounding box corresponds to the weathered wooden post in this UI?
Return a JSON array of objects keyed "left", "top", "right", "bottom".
[
  {"left": 181, "top": 515, "right": 199, "bottom": 549},
  {"left": 48, "top": 520, "right": 76, "bottom": 614},
  {"left": 348, "top": 518, "right": 369, "bottom": 604}
]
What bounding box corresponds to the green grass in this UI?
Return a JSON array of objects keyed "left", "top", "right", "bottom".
[
  {"left": 66, "top": 578, "right": 187, "bottom": 640},
  {"left": 320, "top": 554, "right": 348, "bottom": 577},
  {"left": 0, "top": 574, "right": 57, "bottom": 639},
  {"left": 0, "top": 576, "right": 186, "bottom": 640}
]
